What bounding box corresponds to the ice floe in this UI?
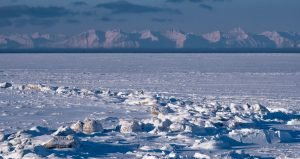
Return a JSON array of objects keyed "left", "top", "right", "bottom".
[
  {"left": 1, "top": 82, "right": 300, "bottom": 158},
  {"left": 287, "top": 119, "right": 300, "bottom": 126},
  {"left": 194, "top": 152, "right": 211, "bottom": 159}
]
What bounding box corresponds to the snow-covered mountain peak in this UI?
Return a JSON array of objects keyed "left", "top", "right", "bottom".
[
  {"left": 140, "top": 30, "right": 159, "bottom": 41},
  {"left": 84, "top": 29, "right": 98, "bottom": 37},
  {"left": 87, "top": 29, "right": 96, "bottom": 33},
  {"left": 164, "top": 29, "right": 187, "bottom": 48},
  {"left": 31, "top": 32, "right": 51, "bottom": 40},
  {"left": 202, "top": 31, "right": 221, "bottom": 43},
  {"left": 104, "top": 29, "right": 124, "bottom": 43},
  {"left": 0, "top": 35, "right": 8, "bottom": 45},
  {"left": 1, "top": 28, "right": 300, "bottom": 49},
  {"left": 7, "top": 34, "right": 34, "bottom": 48},
  {"left": 78, "top": 29, "right": 97, "bottom": 36},
  {"left": 103, "top": 29, "right": 140, "bottom": 48},
  {"left": 231, "top": 27, "right": 246, "bottom": 33},
  {"left": 61, "top": 29, "right": 100, "bottom": 48},
  {"left": 261, "top": 31, "right": 280, "bottom": 37},
  {"left": 225, "top": 27, "right": 249, "bottom": 40},
  {"left": 261, "top": 31, "right": 294, "bottom": 48}
]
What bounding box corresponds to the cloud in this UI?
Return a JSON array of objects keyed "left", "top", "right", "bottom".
[
  {"left": 199, "top": 4, "right": 213, "bottom": 10},
  {"left": 166, "top": 0, "right": 185, "bottom": 3},
  {"left": 0, "top": 5, "right": 76, "bottom": 28},
  {"left": 66, "top": 19, "right": 80, "bottom": 24},
  {"left": 212, "top": 0, "right": 229, "bottom": 2},
  {"left": 26, "top": 19, "right": 57, "bottom": 27},
  {"left": 166, "top": 0, "right": 229, "bottom": 3},
  {"left": 152, "top": 18, "right": 172, "bottom": 23},
  {"left": 96, "top": 1, "right": 181, "bottom": 14},
  {"left": 99, "top": 17, "right": 111, "bottom": 22},
  {"left": 189, "top": 0, "right": 204, "bottom": 2},
  {"left": 0, "top": 5, "right": 74, "bottom": 19},
  {"left": 8, "top": 0, "right": 19, "bottom": 3},
  {"left": 166, "top": 0, "right": 203, "bottom": 3},
  {"left": 81, "top": 11, "right": 95, "bottom": 16},
  {"left": 166, "top": 0, "right": 229, "bottom": 11},
  {"left": 72, "top": 1, "right": 88, "bottom": 6},
  {"left": 14, "top": 18, "right": 58, "bottom": 28},
  {"left": 0, "top": 19, "right": 12, "bottom": 27},
  {"left": 99, "top": 16, "right": 126, "bottom": 22}
]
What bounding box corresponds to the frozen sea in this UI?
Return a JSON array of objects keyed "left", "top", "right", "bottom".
[{"left": 0, "top": 53, "right": 300, "bottom": 158}]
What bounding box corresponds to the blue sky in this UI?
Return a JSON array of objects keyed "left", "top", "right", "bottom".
[{"left": 0, "top": 0, "right": 299, "bottom": 34}]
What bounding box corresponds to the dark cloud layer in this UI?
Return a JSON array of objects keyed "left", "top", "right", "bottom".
[
  {"left": 0, "top": 5, "right": 74, "bottom": 19},
  {"left": 166, "top": 0, "right": 229, "bottom": 6},
  {"left": 0, "top": 19, "right": 12, "bottom": 27},
  {"left": 0, "top": 5, "right": 75, "bottom": 27},
  {"left": 167, "top": 0, "right": 228, "bottom": 2},
  {"left": 152, "top": 18, "right": 173, "bottom": 23},
  {"left": 14, "top": 18, "right": 58, "bottom": 28},
  {"left": 199, "top": 4, "right": 213, "bottom": 10},
  {"left": 96, "top": 1, "right": 180, "bottom": 14},
  {"left": 99, "top": 16, "right": 126, "bottom": 22},
  {"left": 166, "top": 0, "right": 226, "bottom": 11},
  {"left": 0, "top": 0, "right": 299, "bottom": 34},
  {"left": 166, "top": 0, "right": 185, "bottom": 3},
  {"left": 66, "top": 19, "right": 80, "bottom": 24},
  {"left": 72, "top": 1, "right": 88, "bottom": 6}
]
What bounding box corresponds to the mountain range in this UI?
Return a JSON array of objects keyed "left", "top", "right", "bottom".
[{"left": 1, "top": 28, "right": 300, "bottom": 50}]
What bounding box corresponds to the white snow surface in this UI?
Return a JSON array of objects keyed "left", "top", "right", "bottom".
[{"left": 0, "top": 53, "right": 300, "bottom": 159}]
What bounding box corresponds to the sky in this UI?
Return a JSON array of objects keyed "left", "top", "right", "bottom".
[{"left": 0, "top": 0, "right": 299, "bottom": 35}]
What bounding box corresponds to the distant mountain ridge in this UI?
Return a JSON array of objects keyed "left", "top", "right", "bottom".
[{"left": 1, "top": 28, "right": 300, "bottom": 50}]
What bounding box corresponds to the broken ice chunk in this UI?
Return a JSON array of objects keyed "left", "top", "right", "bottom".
[
  {"left": 70, "top": 119, "right": 103, "bottom": 134},
  {"left": 0, "top": 132, "right": 5, "bottom": 142},
  {"left": 43, "top": 135, "right": 79, "bottom": 149},
  {"left": 70, "top": 121, "right": 84, "bottom": 132},
  {"left": 228, "top": 129, "right": 270, "bottom": 145},
  {"left": 287, "top": 119, "right": 300, "bottom": 126},
  {"left": 194, "top": 152, "right": 211, "bottom": 159},
  {"left": 0, "top": 82, "right": 12, "bottom": 88},
  {"left": 119, "top": 119, "right": 142, "bottom": 133},
  {"left": 83, "top": 118, "right": 103, "bottom": 134},
  {"left": 52, "top": 126, "right": 75, "bottom": 136}
]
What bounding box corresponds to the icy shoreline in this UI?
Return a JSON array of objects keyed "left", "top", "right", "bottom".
[{"left": 1, "top": 82, "right": 300, "bottom": 158}]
